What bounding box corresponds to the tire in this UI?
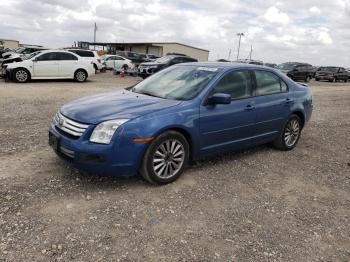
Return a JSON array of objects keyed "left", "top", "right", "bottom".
[
  {"left": 122, "top": 64, "right": 129, "bottom": 71},
  {"left": 329, "top": 78, "right": 335, "bottom": 83},
  {"left": 93, "top": 64, "right": 98, "bottom": 71},
  {"left": 74, "top": 69, "right": 87, "bottom": 82},
  {"left": 344, "top": 78, "right": 348, "bottom": 83},
  {"left": 140, "top": 131, "right": 190, "bottom": 185},
  {"left": 272, "top": 114, "right": 302, "bottom": 151},
  {"left": 13, "top": 68, "right": 30, "bottom": 83},
  {"left": 315, "top": 78, "right": 320, "bottom": 81}
]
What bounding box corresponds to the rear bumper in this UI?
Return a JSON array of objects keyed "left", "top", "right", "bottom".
[{"left": 49, "top": 123, "right": 147, "bottom": 176}]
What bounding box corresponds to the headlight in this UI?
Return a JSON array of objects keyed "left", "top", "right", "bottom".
[{"left": 89, "top": 119, "right": 129, "bottom": 144}]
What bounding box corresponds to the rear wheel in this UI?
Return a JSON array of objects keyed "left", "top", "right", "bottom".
[
  {"left": 140, "top": 131, "right": 189, "bottom": 185},
  {"left": 13, "top": 68, "right": 30, "bottom": 83},
  {"left": 272, "top": 114, "right": 302, "bottom": 151},
  {"left": 74, "top": 69, "right": 87, "bottom": 82}
]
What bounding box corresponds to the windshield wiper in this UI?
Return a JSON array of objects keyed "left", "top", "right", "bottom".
[{"left": 136, "top": 90, "right": 164, "bottom": 99}]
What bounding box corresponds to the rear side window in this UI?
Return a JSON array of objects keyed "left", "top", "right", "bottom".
[
  {"left": 58, "top": 53, "right": 78, "bottom": 60},
  {"left": 255, "top": 70, "right": 288, "bottom": 95},
  {"left": 211, "top": 70, "right": 252, "bottom": 100},
  {"left": 70, "top": 50, "right": 94, "bottom": 57}
]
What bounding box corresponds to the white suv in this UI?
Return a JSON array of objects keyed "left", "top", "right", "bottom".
[
  {"left": 3, "top": 50, "right": 95, "bottom": 83},
  {"left": 67, "top": 49, "right": 104, "bottom": 71}
]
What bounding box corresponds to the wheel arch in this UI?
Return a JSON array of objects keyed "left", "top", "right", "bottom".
[
  {"left": 74, "top": 68, "right": 88, "bottom": 77},
  {"left": 291, "top": 110, "right": 305, "bottom": 128},
  {"left": 12, "top": 67, "right": 32, "bottom": 80},
  {"left": 154, "top": 126, "right": 194, "bottom": 161}
]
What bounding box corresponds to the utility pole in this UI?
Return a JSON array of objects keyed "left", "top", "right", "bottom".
[
  {"left": 228, "top": 49, "right": 232, "bottom": 60},
  {"left": 236, "top": 33, "right": 244, "bottom": 60},
  {"left": 93, "top": 22, "right": 97, "bottom": 50},
  {"left": 249, "top": 45, "right": 253, "bottom": 60}
]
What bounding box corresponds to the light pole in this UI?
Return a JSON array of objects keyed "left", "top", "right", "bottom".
[{"left": 236, "top": 33, "right": 244, "bottom": 60}]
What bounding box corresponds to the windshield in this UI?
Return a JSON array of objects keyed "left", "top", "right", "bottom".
[
  {"left": 24, "top": 51, "right": 42, "bottom": 60},
  {"left": 155, "top": 56, "right": 173, "bottom": 63},
  {"left": 318, "top": 67, "right": 339, "bottom": 72},
  {"left": 132, "top": 65, "right": 219, "bottom": 100},
  {"left": 277, "top": 63, "right": 296, "bottom": 70},
  {"left": 15, "top": 47, "right": 25, "bottom": 53}
]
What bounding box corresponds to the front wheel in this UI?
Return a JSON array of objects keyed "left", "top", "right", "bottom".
[
  {"left": 74, "top": 69, "right": 87, "bottom": 82},
  {"left": 272, "top": 114, "right": 302, "bottom": 151},
  {"left": 13, "top": 68, "right": 30, "bottom": 83},
  {"left": 140, "top": 131, "right": 189, "bottom": 185}
]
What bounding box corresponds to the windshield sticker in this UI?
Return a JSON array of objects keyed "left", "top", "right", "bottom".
[{"left": 197, "top": 67, "right": 218, "bottom": 72}]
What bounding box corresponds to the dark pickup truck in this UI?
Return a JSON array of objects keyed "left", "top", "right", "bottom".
[{"left": 315, "top": 66, "right": 349, "bottom": 82}]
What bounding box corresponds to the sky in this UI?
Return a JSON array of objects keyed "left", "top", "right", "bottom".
[{"left": 0, "top": 0, "right": 349, "bottom": 66}]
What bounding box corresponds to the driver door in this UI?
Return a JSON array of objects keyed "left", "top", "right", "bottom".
[
  {"left": 33, "top": 52, "right": 59, "bottom": 77},
  {"left": 199, "top": 70, "right": 256, "bottom": 155}
]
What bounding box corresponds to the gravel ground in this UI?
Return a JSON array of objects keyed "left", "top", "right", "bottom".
[{"left": 0, "top": 72, "right": 349, "bottom": 261}]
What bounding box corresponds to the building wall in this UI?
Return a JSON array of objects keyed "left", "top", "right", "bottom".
[
  {"left": 0, "top": 39, "right": 19, "bottom": 49},
  {"left": 157, "top": 43, "right": 209, "bottom": 61}
]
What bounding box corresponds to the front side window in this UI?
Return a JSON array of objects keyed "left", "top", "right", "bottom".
[
  {"left": 255, "top": 70, "right": 287, "bottom": 96},
  {"left": 211, "top": 70, "right": 252, "bottom": 100},
  {"left": 36, "top": 52, "right": 59, "bottom": 61}
]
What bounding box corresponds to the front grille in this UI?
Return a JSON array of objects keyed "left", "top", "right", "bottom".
[{"left": 54, "top": 112, "right": 89, "bottom": 137}]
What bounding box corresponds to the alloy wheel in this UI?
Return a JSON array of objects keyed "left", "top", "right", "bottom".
[
  {"left": 284, "top": 119, "right": 300, "bottom": 147},
  {"left": 76, "top": 71, "right": 86, "bottom": 82},
  {"left": 152, "top": 139, "right": 185, "bottom": 179},
  {"left": 16, "top": 70, "right": 28, "bottom": 82}
]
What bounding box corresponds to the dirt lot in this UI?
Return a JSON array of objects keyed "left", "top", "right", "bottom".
[{"left": 0, "top": 72, "right": 349, "bottom": 261}]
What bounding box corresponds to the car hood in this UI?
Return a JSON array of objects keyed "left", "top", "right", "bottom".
[{"left": 60, "top": 90, "right": 182, "bottom": 124}]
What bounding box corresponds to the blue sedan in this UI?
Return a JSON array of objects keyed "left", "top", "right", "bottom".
[{"left": 49, "top": 63, "right": 313, "bottom": 184}]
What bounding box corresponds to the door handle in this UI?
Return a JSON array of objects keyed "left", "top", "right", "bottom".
[{"left": 245, "top": 104, "right": 255, "bottom": 111}]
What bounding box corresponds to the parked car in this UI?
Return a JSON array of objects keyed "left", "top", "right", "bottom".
[
  {"left": 315, "top": 66, "right": 349, "bottom": 82},
  {"left": 264, "top": 63, "right": 277, "bottom": 68},
  {"left": 138, "top": 55, "right": 198, "bottom": 78},
  {"left": 2, "top": 50, "right": 95, "bottom": 83},
  {"left": 117, "top": 51, "right": 145, "bottom": 65},
  {"left": 217, "top": 59, "right": 231, "bottom": 62},
  {"left": 137, "top": 53, "right": 159, "bottom": 62},
  {"left": 100, "top": 55, "right": 134, "bottom": 70},
  {"left": 66, "top": 49, "right": 104, "bottom": 72},
  {"left": 2, "top": 46, "right": 47, "bottom": 59},
  {"left": 277, "top": 62, "right": 314, "bottom": 82},
  {"left": 236, "top": 59, "right": 264, "bottom": 66},
  {"left": 49, "top": 63, "right": 313, "bottom": 185}
]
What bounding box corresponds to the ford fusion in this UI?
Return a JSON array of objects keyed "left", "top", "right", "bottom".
[{"left": 49, "top": 63, "right": 313, "bottom": 184}]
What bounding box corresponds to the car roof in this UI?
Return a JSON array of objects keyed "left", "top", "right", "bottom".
[{"left": 179, "top": 61, "right": 268, "bottom": 69}]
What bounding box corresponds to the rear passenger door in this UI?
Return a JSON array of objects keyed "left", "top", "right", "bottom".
[
  {"left": 57, "top": 53, "right": 78, "bottom": 77},
  {"left": 253, "top": 70, "right": 291, "bottom": 141}
]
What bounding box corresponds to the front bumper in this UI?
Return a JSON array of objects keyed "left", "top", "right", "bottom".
[{"left": 49, "top": 123, "right": 147, "bottom": 176}]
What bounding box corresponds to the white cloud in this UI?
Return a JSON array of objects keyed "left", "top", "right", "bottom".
[
  {"left": 263, "top": 6, "right": 290, "bottom": 25},
  {"left": 0, "top": 0, "right": 349, "bottom": 66},
  {"left": 309, "top": 6, "right": 321, "bottom": 15}
]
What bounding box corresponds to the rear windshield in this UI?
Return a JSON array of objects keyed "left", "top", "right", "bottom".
[{"left": 277, "top": 63, "right": 297, "bottom": 70}]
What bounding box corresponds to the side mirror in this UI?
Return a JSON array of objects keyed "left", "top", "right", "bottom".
[{"left": 210, "top": 93, "right": 231, "bottom": 105}]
